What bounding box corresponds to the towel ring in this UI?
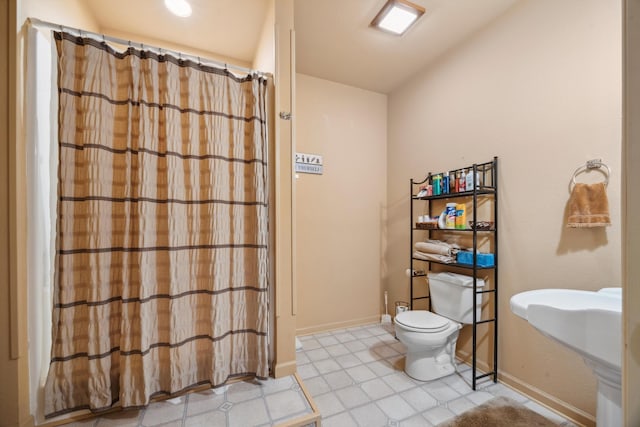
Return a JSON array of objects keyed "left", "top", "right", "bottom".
[{"left": 571, "top": 159, "right": 610, "bottom": 188}]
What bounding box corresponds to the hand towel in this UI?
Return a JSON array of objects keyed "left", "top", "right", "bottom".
[
  {"left": 415, "top": 241, "right": 453, "bottom": 256},
  {"left": 566, "top": 182, "right": 611, "bottom": 228},
  {"left": 413, "top": 251, "right": 455, "bottom": 264}
]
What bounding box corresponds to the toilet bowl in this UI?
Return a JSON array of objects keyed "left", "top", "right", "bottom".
[
  {"left": 394, "top": 310, "right": 461, "bottom": 381},
  {"left": 394, "top": 272, "right": 484, "bottom": 381}
]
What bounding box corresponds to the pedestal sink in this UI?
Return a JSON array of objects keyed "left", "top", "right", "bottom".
[{"left": 510, "top": 288, "right": 622, "bottom": 427}]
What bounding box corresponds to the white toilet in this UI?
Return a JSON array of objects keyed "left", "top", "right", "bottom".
[{"left": 394, "top": 272, "right": 484, "bottom": 381}]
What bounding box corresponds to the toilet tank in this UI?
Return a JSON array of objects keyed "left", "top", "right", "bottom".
[{"left": 428, "top": 272, "right": 485, "bottom": 324}]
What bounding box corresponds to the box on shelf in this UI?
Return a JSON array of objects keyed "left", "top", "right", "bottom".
[{"left": 457, "top": 251, "right": 495, "bottom": 267}]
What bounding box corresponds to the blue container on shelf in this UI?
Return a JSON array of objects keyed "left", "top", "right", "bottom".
[{"left": 457, "top": 251, "right": 495, "bottom": 267}]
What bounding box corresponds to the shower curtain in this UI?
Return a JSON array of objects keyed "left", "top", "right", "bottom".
[{"left": 43, "top": 31, "right": 270, "bottom": 418}]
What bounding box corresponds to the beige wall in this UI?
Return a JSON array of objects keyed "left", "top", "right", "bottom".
[
  {"left": 623, "top": 0, "right": 640, "bottom": 424},
  {"left": 387, "top": 0, "right": 621, "bottom": 424},
  {"left": 18, "top": 0, "right": 98, "bottom": 30},
  {"left": 294, "top": 74, "right": 387, "bottom": 334}
]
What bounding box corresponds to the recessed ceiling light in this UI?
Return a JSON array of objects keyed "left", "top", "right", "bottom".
[
  {"left": 165, "top": 0, "right": 192, "bottom": 18},
  {"left": 371, "top": 0, "right": 425, "bottom": 36}
]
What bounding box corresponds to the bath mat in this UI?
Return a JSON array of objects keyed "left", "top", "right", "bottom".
[{"left": 437, "top": 396, "right": 561, "bottom": 427}]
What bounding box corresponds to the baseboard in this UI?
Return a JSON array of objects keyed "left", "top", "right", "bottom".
[
  {"left": 296, "top": 315, "right": 380, "bottom": 336},
  {"left": 497, "top": 370, "right": 595, "bottom": 427},
  {"left": 273, "top": 359, "right": 297, "bottom": 378},
  {"left": 455, "top": 350, "right": 595, "bottom": 427}
]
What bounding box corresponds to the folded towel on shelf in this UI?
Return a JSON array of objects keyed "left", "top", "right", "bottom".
[
  {"left": 566, "top": 182, "right": 611, "bottom": 228},
  {"left": 415, "top": 240, "right": 460, "bottom": 256},
  {"left": 413, "top": 250, "right": 455, "bottom": 264}
]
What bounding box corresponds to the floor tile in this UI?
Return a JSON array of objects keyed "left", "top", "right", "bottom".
[
  {"left": 381, "top": 372, "right": 417, "bottom": 392},
  {"left": 185, "top": 390, "right": 225, "bottom": 416},
  {"left": 227, "top": 398, "right": 270, "bottom": 426},
  {"left": 335, "top": 385, "right": 370, "bottom": 409},
  {"left": 350, "top": 403, "right": 388, "bottom": 427},
  {"left": 446, "top": 395, "right": 475, "bottom": 415},
  {"left": 304, "top": 376, "right": 331, "bottom": 397},
  {"left": 322, "top": 411, "right": 359, "bottom": 427},
  {"left": 360, "top": 378, "right": 395, "bottom": 400},
  {"left": 318, "top": 335, "right": 340, "bottom": 347},
  {"left": 298, "top": 363, "right": 320, "bottom": 380},
  {"left": 344, "top": 340, "right": 367, "bottom": 353},
  {"left": 350, "top": 329, "right": 373, "bottom": 340},
  {"left": 296, "top": 351, "right": 311, "bottom": 365},
  {"left": 259, "top": 375, "right": 295, "bottom": 395},
  {"left": 313, "top": 358, "right": 342, "bottom": 375},
  {"left": 423, "top": 381, "right": 461, "bottom": 403},
  {"left": 265, "top": 389, "right": 308, "bottom": 420},
  {"left": 66, "top": 419, "right": 98, "bottom": 427},
  {"left": 325, "top": 343, "right": 351, "bottom": 357},
  {"left": 485, "top": 383, "right": 529, "bottom": 403},
  {"left": 226, "top": 380, "right": 263, "bottom": 403},
  {"left": 94, "top": 410, "right": 142, "bottom": 427},
  {"left": 299, "top": 338, "right": 322, "bottom": 351},
  {"left": 366, "top": 359, "right": 398, "bottom": 377},
  {"left": 183, "top": 410, "right": 226, "bottom": 427},
  {"left": 400, "top": 414, "right": 433, "bottom": 427},
  {"left": 140, "top": 401, "right": 185, "bottom": 426},
  {"left": 524, "top": 400, "right": 575, "bottom": 425},
  {"left": 333, "top": 332, "right": 357, "bottom": 343},
  {"left": 422, "top": 405, "right": 455, "bottom": 425},
  {"left": 372, "top": 344, "right": 400, "bottom": 359},
  {"left": 464, "top": 390, "right": 494, "bottom": 406},
  {"left": 345, "top": 365, "right": 377, "bottom": 383},
  {"left": 400, "top": 387, "right": 438, "bottom": 412},
  {"left": 353, "top": 349, "right": 380, "bottom": 363},
  {"left": 376, "top": 395, "right": 416, "bottom": 420},
  {"left": 314, "top": 392, "right": 345, "bottom": 418},
  {"left": 336, "top": 353, "right": 363, "bottom": 369},
  {"left": 324, "top": 370, "right": 354, "bottom": 390},
  {"left": 306, "top": 348, "right": 331, "bottom": 362}
]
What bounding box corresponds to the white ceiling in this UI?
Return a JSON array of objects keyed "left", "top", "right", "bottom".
[{"left": 83, "top": 0, "right": 520, "bottom": 94}]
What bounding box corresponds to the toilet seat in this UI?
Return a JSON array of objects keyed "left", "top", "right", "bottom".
[{"left": 395, "top": 310, "right": 451, "bottom": 333}]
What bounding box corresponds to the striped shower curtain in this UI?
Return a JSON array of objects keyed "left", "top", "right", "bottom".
[{"left": 44, "top": 32, "right": 270, "bottom": 418}]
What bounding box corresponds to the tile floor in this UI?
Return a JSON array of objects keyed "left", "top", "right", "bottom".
[
  {"left": 64, "top": 375, "right": 316, "bottom": 427},
  {"left": 64, "top": 322, "right": 579, "bottom": 427},
  {"left": 296, "top": 323, "right": 577, "bottom": 427}
]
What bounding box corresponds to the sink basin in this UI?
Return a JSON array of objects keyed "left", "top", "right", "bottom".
[{"left": 510, "top": 288, "right": 622, "bottom": 426}]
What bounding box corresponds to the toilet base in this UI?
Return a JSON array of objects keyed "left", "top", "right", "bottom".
[
  {"left": 404, "top": 348, "right": 456, "bottom": 381},
  {"left": 403, "top": 332, "right": 459, "bottom": 382}
]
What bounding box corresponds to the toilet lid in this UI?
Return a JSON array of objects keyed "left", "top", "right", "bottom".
[{"left": 395, "top": 310, "right": 450, "bottom": 332}]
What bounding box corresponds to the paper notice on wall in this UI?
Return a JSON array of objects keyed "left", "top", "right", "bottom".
[{"left": 295, "top": 152, "right": 323, "bottom": 175}]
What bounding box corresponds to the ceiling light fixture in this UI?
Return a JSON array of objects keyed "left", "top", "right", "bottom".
[
  {"left": 164, "top": 0, "right": 192, "bottom": 18},
  {"left": 370, "top": 0, "right": 425, "bottom": 36}
]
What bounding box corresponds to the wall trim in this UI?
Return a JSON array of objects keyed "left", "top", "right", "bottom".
[
  {"left": 296, "top": 315, "right": 380, "bottom": 336},
  {"left": 273, "top": 359, "right": 297, "bottom": 378}
]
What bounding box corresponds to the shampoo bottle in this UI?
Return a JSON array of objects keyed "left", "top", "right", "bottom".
[
  {"left": 442, "top": 172, "right": 449, "bottom": 195},
  {"left": 466, "top": 169, "right": 474, "bottom": 190},
  {"left": 433, "top": 174, "right": 441, "bottom": 196},
  {"left": 459, "top": 170, "right": 466, "bottom": 192}
]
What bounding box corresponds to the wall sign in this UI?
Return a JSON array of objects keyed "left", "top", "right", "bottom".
[{"left": 295, "top": 152, "right": 323, "bottom": 175}]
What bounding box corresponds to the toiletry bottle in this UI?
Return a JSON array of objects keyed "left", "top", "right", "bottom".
[
  {"left": 442, "top": 172, "right": 449, "bottom": 195},
  {"left": 433, "top": 174, "right": 441, "bottom": 196},
  {"left": 454, "top": 171, "right": 460, "bottom": 192},
  {"left": 450, "top": 171, "right": 456, "bottom": 193},
  {"left": 466, "top": 168, "right": 474, "bottom": 191},
  {"left": 459, "top": 170, "right": 466, "bottom": 192},
  {"left": 445, "top": 203, "right": 457, "bottom": 229},
  {"left": 455, "top": 203, "right": 467, "bottom": 229}
]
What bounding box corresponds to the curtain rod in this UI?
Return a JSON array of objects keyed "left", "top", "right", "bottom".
[{"left": 27, "top": 17, "right": 265, "bottom": 78}]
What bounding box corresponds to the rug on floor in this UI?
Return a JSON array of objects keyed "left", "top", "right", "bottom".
[{"left": 437, "top": 396, "right": 561, "bottom": 427}]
